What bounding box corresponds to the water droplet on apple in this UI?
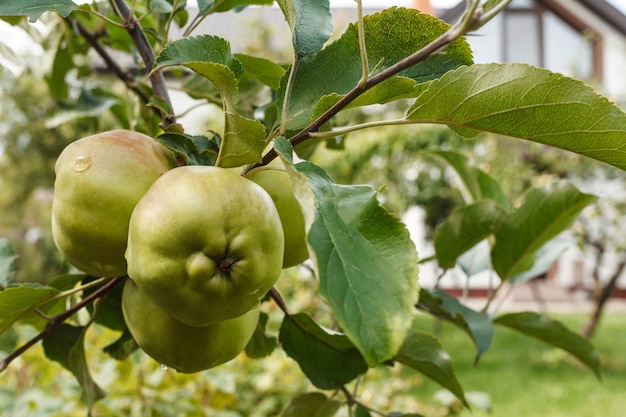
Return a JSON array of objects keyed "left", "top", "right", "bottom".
[
  {"left": 160, "top": 364, "right": 168, "bottom": 371},
  {"left": 73, "top": 156, "right": 92, "bottom": 172}
]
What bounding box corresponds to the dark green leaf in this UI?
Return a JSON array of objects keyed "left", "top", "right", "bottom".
[
  {"left": 281, "top": 392, "right": 341, "bottom": 417},
  {"left": 279, "top": 313, "right": 367, "bottom": 389},
  {"left": 491, "top": 182, "right": 596, "bottom": 280},
  {"left": 407, "top": 63, "right": 626, "bottom": 171},
  {"left": 417, "top": 289, "right": 493, "bottom": 362},
  {"left": 434, "top": 201, "right": 505, "bottom": 269},
  {"left": 494, "top": 312, "right": 601, "bottom": 378},
  {"left": 0, "top": 326, "right": 18, "bottom": 355},
  {"left": 355, "top": 405, "right": 373, "bottom": 417},
  {"left": 45, "top": 40, "right": 72, "bottom": 100},
  {"left": 279, "top": 7, "right": 473, "bottom": 130},
  {"left": 157, "top": 132, "right": 219, "bottom": 166},
  {"left": 0, "top": 0, "right": 77, "bottom": 21},
  {"left": 277, "top": 0, "right": 332, "bottom": 59},
  {"left": 103, "top": 328, "right": 138, "bottom": 360},
  {"left": 298, "top": 162, "right": 419, "bottom": 366},
  {"left": 0, "top": 238, "right": 17, "bottom": 288},
  {"left": 42, "top": 324, "right": 106, "bottom": 408},
  {"left": 395, "top": 326, "right": 467, "bottom": 406},
  {"left": 245, "top": 311, "right": 277, "bottom": 358},
  {"left": 84, "top": 277, "right": 125, "bottom": 332}
]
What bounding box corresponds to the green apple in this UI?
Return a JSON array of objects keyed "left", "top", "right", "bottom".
[
  {"left": 52, "top": 130, "right": 176, "bottom": 277},
  {"left": 247, "top": 161, "right": 308, "bottom": 268},
  {"left": 122, "top": 278, "right": 259, "bottom": 373},
  {"left": 125, "top": 165, "right": 284, "bottom": 327}
]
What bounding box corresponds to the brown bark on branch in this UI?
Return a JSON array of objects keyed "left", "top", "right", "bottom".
[
  {"left": 110, "top": 0, "right": 176, "bottom": 128},
  {"left": 72, "top": 20, "right": 152, "bottom": 105}
]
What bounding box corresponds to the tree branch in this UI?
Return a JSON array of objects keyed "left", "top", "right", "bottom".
[
  {"left": 71, "top": 20, "right": 155, "bottom": 107},
  {"left": 0, "top": 276, "right": 126, "bottom": 373},
  {"left": 253, "top": 4, "right": 483, "bottom": 169},
  {"left": 110, "top": 0, "right": 176, "bottom": 128}
]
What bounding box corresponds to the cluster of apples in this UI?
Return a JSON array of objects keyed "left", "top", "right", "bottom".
[{"left": 52, "top": 130, "right": 307, "bottom": 373}]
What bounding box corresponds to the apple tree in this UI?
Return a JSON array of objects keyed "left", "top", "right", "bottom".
[{"left": 1, "top": 0, "right": 624, "bottom": 415}]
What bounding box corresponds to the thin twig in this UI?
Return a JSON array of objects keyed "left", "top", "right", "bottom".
[
  {"left": 111, "top": 0, "right": 176, "bottom": 127},
  {"left": 72, "top": 20, "right": 152, "bottom": 104},
  {"left": 0, "top": 276, "right": 126, "bottom": 373}
]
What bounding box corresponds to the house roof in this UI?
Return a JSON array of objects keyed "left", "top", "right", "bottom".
[{"left": 439, "top": 0, "right": 626, "bottom": 36}]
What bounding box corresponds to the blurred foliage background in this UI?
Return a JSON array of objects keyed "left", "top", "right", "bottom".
[{"left": 1, "top": 6, "right": 626, "bottom": 417}]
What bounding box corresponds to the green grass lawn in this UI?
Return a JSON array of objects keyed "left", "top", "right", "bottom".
[
  {"left": 2, "top": 310, "right": 625, "bottom": 416},
  {"left": 408, "top": 312, "right": 626, "bottom": 417}
]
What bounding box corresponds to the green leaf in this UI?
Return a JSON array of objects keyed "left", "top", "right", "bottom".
[
  {"left": 407, "top": 63, "right": 626, "bottom": 171},
  {"left": 510, "top": 235, "right": 571, "bottom": 284},
  {"left": 42, "top": 324, "right": 106, "bottom": 409},
  {"left": 297, "top": 162, "right": 419, "bottom": 366},
  {"left": 235, "top": 53, "right": 286, "bottom": 90},
  {"left": 425, "top": 150, "right": 509, "bottom": 208},
  {"left": 281, "top": 392, "right": 341, "bottom": 417},
  {"left": 45, "top": 40, "right": 72, "bottom": 100},
  {"left": 84, "top": 277, "right": 125, "bottom": 332},
  {"left": 277, "top": 0, "right": 332, "bottom": 59},
  {"left": 491, "top": 182, "right": 596, "bottom": 280},
  {"left": 197, "top": 0, "right": 273, "bottom": 15},
  {"left": 154, "top": 35, "right": 265, "bottom": 167},
  {"left": 103, "top": 328, "right": 138, "bottom": 360},
  {"left": 245, "top": 311, "right": 277, "bottom": 359},
  {"left": 0, "top": 238, "right": 17, "bottom": 288},
  {"left": 279, "top": 7, "right": 473, "bottom": 131},
  {"left": 474, "top": 169, "right": 510, "bottom": 210},
  {"left": 0, "top": 0, "right": 77, "bottom": 21},
  {"left": 45, "top": 89, "right": 119, "bottom": 128},
  {"left": 494, "top": 312, "right": 601, "bottom": 378},
  {"left": 434, "top": 201, "right": 505, "bottom": 269},
  {"left": 154, "top": 35, "right": 244, "bottom": 78},
  {"left": 457, "top": 241, "right": 491, "bottom": 276},
  {"left": 279, "top": 313, "right": 368, "bottom": 389},
  {"left": 417, "top": 289, "right": 493, "bottom": 362},
  {"left": 0, "top": 285, "right": 60, "bottom": 334},
  {"left": 149, "top": 0, "right": 173, "bottom": 13},
  {"left": 214, "top": 0, "right": 273, "bottom": 13},
  {"left": 395, "top": 325, "right": 467, "bottom": 406},
  {"left": 355, "top": 405, "right": 373, "bottom": 417},
  {"left": 47, "top": 273, "right": 87, "bottom": 292},
  {"left": 156, "top": 132, "right": 219, "bottom": 166},
  {"left": 0, "top": 326, "right": 18, "bottom": 355}
]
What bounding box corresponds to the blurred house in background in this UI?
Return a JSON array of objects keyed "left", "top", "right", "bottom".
[{"left": 439, "top": 0, "right": 626, "bottom": 100}]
